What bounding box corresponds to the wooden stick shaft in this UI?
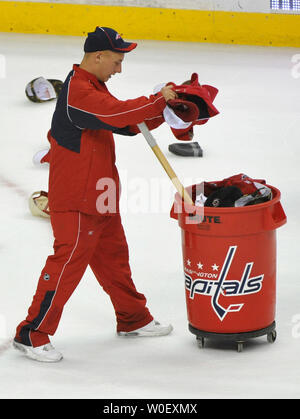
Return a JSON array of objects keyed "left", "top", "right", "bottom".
[
  {"left": 137, "top": 122, "right": 194, "bottom": 206},
  {"left": 151, "top": 144, "right": 194, "bottom": 206}
]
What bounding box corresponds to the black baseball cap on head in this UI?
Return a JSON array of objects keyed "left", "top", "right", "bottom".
[{"left": 84, "top": 27, "right": 137, "bottom": 53}]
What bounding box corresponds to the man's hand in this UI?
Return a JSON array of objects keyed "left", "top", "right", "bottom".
[{"left": 160, "top": 84, "right": 178, "bottom": 102}]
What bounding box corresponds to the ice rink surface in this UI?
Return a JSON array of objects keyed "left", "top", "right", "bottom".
[{"left": 0, "top": 32, "right": 299, "bottom": 399}]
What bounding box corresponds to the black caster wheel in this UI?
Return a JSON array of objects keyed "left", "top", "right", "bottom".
[
  {"left": 196, "top": 336, "right": 205, "bottom": 348},
  {"left": 267, "top": 330, "right": 277, "bottom": 343},
  {"left": 237, "top": 341, "right": 244, "bottom": 352}
]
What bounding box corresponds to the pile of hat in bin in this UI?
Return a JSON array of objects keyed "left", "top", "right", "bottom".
[{"left": 191, "top": 173, "right": 272, "bottom": 208}]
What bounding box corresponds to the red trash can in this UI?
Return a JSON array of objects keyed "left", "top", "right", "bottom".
[{"left": 170, "top": 184, "right": 287, "bottom": 351}]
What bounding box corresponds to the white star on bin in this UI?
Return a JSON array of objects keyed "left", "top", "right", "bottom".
[
  {"left": 211, "top": 263, "right": 219, "bottom": 271},
  {"left": 187, "top": 259, "right": 191, "bottom": 266},
  {"left": 197, "top": 262, "right": 203, "bottom": 270}
]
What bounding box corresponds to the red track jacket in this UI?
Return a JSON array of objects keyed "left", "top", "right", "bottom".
[{"left": 46, "top": 64, "right": 166, "bottom": 215}]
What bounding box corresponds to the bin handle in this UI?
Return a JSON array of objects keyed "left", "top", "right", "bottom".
[
  {"left": 264, "top": 201, "right": 287, "bottom": 230},
  {"left": 170, "top": 203, "right": 178, "bottom": 220}
]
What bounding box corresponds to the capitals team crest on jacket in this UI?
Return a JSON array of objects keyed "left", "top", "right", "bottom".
[{"left": 184, "top": 245, "right": 264, "bottom": 321}]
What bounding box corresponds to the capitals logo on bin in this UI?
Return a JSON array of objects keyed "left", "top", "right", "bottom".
[{"left": 185, "top": 246, "right": 264, "bottom": 321}]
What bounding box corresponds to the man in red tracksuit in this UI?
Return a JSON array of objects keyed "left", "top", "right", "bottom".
[{"left": 14, "top": 27, "right": 175, "bottom": 362}]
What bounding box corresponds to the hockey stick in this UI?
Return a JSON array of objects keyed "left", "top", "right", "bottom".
[{"left": 137, "top": 122, "right": 194, "bottom": 205}]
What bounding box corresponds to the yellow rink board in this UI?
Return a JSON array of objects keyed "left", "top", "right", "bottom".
[{"left": 1, "top": 1, "right": 300, "bottom": 47}]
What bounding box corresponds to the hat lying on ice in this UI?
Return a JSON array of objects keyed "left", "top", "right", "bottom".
[
  {"left": 168, "top": 142, "right": 203, "bottom": 157},
  {"left": 32, "top": 148, "right": 50, "bottom": 166},
  {"left": 29, "top": 191, "right": 50, "bottom": 218},
  {"left": 25, "top": 77, "right": 63, "bottom": 103}
]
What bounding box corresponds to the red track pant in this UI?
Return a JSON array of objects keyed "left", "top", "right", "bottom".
[{"left": 15, "top": 211, "right": 153, "bottom": 347}]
